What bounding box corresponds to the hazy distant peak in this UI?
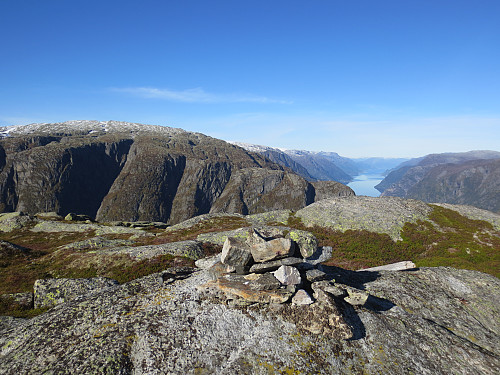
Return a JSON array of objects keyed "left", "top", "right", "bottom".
[{"left": 0, "top": 120, "right": 187, "bottom": 138}]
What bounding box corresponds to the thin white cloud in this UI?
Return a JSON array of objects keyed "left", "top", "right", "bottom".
[{"left": 112, "top": 87, "right": 291, "bottom": 104}]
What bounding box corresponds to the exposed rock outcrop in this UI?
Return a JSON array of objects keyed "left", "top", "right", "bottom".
[
  {"left": 296, "top": 196, "right": 433, "bottom": 240},
  {"left": 33, "top": 277, "right": 119, "bottom": 309},
  {"left": 1, "top": 265, "right": 498, "bottom": 374},
  {"left": 0, "top": 121, "right": 354, "bottom": 224}
]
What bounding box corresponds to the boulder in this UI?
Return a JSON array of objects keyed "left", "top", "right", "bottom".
[
  {"left": 64, "top": 213, "right": 94, "bottom": 222},
  {"left": 221, "top": 237, "right": 253, "bottom": 267},
  {"left": 273, "top": 265, "right": 302, "bottom": 286},
  {"left": 34, "top": 212, "right": 63, "bottom": 220},
  {"left": 100, "top": 240, "right": 205, "bottom": 260},
  {"left": 0, "top": 212, "right": 32, "bottom": 232},
  {"left": 250, "top": 238, "right": 295, "bottom": 262},
  {"left": 285, "top": 229, "right": 318, "bottom": 258}
]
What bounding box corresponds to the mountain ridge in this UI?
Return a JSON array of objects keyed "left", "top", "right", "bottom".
[
  {"left": 376, "top": 150, "right": 500, "bottom": 212},
  {"left": 0, "top": 121, "right": 354, "bottom": 224}
]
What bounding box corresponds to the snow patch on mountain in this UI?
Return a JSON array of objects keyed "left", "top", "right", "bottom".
[{"left": 0, "top": 120, "right": 187, "bottom": 138}]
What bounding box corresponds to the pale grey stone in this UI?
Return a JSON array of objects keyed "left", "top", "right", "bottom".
[
  {"left": 101, "top": 240, "right": 205, "bottom": 260},
  {"left": 359, "top": 261, "right": 416, "bottom": 272},
  {"left": 195, "top": 254, "right": 221, "bottom": 270},
  {"left": 292, "top": 289, "right": 314, "bottom": 305},
  {"left": 273, "top": 265, "right": 302, "bottom": 286},
  {"left": 249, "top": 257, "right": 303, "bottom": 273}
]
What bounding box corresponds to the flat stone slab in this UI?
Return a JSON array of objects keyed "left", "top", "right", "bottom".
[
  {"left": 358, "top": 261, "right": 416, "bottom": 272},
  {"left": 249, "top": 257, "right": 304, "bottom": 273},
  {"left": 202, "top": 276, "right": 292, "bottom": 304},
  {"left": 305, "top": 269, "right": 327, "bottom": 282}
]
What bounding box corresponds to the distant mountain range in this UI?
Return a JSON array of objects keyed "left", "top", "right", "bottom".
[
  {"left": 230, "top": 142, "right": 406, "bottom": 184},
  {"left": 376, "top": 151, "right": 500, "bottom": 213},
  {"left": 1, "top": 121, "right": 499, "bottom": 216}
]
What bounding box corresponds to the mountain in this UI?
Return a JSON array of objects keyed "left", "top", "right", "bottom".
[
  {"left": 376, "top": 151, "right": 500, "bottom": 212},
  {"left": 231, "top": 143, "right": 355, "bottom": 184},
  {"left": 0, "top": 121, "right": 354, "bottom": 224},
  {"left": 314, "top": 151, "right": 360, "bottom": 176},
  {"left": 281, "top": 149, "right": 354, "bottom": 184},
  {"left": 402, "top": 158, "right": 500, "bottom": 213},
  {"left": 229, "top": 142, "right": 315, "bottom": 181}
]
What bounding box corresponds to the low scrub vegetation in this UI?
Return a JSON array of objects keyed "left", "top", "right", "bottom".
[
  {"left": 286, "top": 206, "right": 499, "bottom": 277},
  {"left": 0, "top": 207, "right": 498, "bottom": 318}
]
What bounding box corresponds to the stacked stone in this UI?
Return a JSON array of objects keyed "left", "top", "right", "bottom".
[{"left": 205, "top": 228, "right": 328, "bottom": 305}]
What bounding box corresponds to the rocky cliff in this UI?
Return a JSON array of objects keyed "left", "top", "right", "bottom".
[
  {"left": 377, "top": 151, "right": 500, "bottom": 213},
  {"left": 0, "top": 121, "right": 354, "bottom": 224}
]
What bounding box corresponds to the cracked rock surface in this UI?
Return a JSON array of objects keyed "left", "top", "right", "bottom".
[{"left": 1, "top": 265, "right": 499, "bottom": 374}]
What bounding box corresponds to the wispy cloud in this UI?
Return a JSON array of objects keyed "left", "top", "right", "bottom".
[{"left": 112, "top": 87, "right": 291, "bottom": 104}]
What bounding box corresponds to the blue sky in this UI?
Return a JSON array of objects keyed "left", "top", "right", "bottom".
[{"left": 1, "top": 0, "right": 499, "bottom": 157}]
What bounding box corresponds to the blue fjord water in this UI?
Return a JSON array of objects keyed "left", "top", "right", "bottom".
[{"left": 347, "top": 174, "right": 384, "bottom": 197}]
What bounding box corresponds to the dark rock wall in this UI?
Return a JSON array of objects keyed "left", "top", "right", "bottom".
[
  {"left": 0, "top": 131, "right": 353, "bottom": 223},
  {"left": 0, "top": 138, "right": 133, "bottom": 217}
]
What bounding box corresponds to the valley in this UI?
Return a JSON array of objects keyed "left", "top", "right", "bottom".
[{"left": 0, "top": 121, "right": 499, "bottom": 374}]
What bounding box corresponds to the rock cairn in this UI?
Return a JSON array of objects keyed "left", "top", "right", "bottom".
[{"left": 200, "top": 227, "right": 335, "bottom": 306}]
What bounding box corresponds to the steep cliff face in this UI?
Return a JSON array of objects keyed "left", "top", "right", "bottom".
[
  {"left": 0, "top": 121, "right": 353, "bottom": 223},
  {"left": 404, "top": 158, "right": 500, "bottom": 213},
  {"left": 377, "top": 151, "right": 500, "bottom": 212},
  {"left": 0, "top": 137, "right": 133, "bottom": 216},
  {"left": 210, "top": 168, "right": 315, "bottom": 215}
]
